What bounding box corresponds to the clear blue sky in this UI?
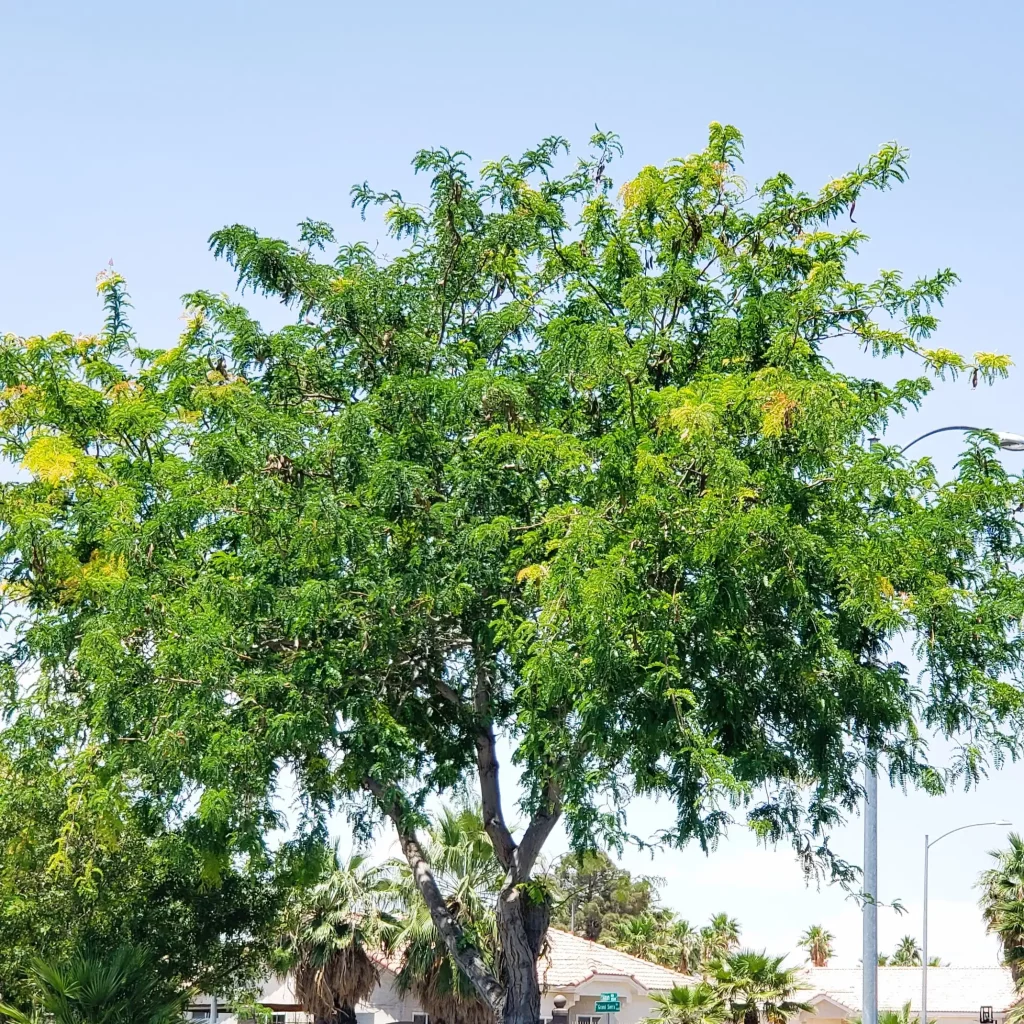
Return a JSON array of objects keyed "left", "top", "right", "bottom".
[{"left": 3, "top": 0, "right": 1024, "bottom": 968}]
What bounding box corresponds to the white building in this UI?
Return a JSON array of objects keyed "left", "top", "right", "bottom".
[
  {"left": 794, "top": 966, "right": 1018, "bottom": 1024},
  {"left": 189, "top": 929, "right": 694, "bottom": 1024}
]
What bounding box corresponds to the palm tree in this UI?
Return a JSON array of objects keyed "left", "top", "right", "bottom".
[
  {"left": 277, "top": 848, "right": 397, "bottom": 1024},
  {"left": 613, "top": 914, "right": 664, "bottom": 961},
  {"left": 888, "top": 936, "right": 922, "bottom": 967},
  {"left": 979, "top": 832, "right": 1024, "bottom": 981},
  {"left": 798, "top": 926, "right": 834, "bottom": 968},
  {"left": 390, "top": 806, "right": 502, "bottom": 1024},
  {"left": 701, "top": 915, "right": 741, "bottom": 966},
  {"left": 713, "top": 950, "right": 812, "bottom": 1024},
  {"left": 645, "top": 983, "right": 728, "bottom": 1024},
  {"left": 665, "top": 919, "right": 702, "bottom": 974},
  {"left": 0, "top": 946, "right": 187, "bottom": 1024}
]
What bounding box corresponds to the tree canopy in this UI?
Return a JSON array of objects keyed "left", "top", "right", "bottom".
[{"left": 3, "top": 123, "right": 1024, "bottom": 1023}]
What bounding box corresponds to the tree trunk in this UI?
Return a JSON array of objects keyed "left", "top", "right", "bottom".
[{"left": 495, "top": 878, "right": 550, "bottom": 1024}]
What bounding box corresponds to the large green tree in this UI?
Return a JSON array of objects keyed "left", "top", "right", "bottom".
[
  {"left": 0, "top": 742, "right": 277, "bottom": 1006},
  {"left": 4, "top": 124, "right": 1024, "bottom": 1024}
]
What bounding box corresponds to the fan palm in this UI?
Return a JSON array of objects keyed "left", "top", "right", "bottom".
[
  {"left": 798, "top": 926, "right": 834, "bottom": 968},
  {"left": 645, "top": 984, "right": 728, "bottom": 1024},
  {"left": 390, "top": 806, "right": 502, "bottom": 1024},
  {"left": 0, "top": 946, "right": 187, "bottom": 1024},
  {"left": 613, "top": 914, "right": 664, "bottom": 961},
  {"left": 979, "top": 833, "right": 1024, "bottom": 981},
  {"left": 713, "top": 950, "right": 811, "bottom": 1024},
  {"left": 277, "top": 848, "right": 397, "bottom": 1024}
]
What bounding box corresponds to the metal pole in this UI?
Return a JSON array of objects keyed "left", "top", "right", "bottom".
[
  {"left": 921, "top": 836, "right": 929, "bottom": 1024},
  {"left": 862, "top": 435, "right": 879, "bottom": 1024},
  {"left": 863, "top": 762, "right": 878, "bottom": 1024},
  {"left": 210, "top": 995, "right": 218, "bottom": 1024}
]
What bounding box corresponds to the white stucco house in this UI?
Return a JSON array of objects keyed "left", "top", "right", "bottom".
[
  {"left": 188, "top": 929, "right": 694, "bottom": 1024},
  {"left": 794, "top": 966, "right": 1018, "bottom": 1024}
]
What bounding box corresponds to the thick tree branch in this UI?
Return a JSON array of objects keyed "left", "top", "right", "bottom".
[
  {"left": 515, "top": 776, "right": 563, "bottom": 880},
  {"left": 362, "top": 778, "right": 504, "bottom": 1010},
  {"left": 473, "top": 660, "right": 518, "bottom": 871},
  {"left": 434, "top": 677, "right": 464, "bottom": 706},
  {"left": 475, "top": 720, "right": 518, "bottom": 870}
]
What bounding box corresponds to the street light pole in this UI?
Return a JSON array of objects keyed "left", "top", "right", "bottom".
[
  {"left": 859, "top": 425, "right": 1023, "bottom": 1024},
  {"left": 863, "top": 762, "right": 878, "bottom": 1024},
  {"left": 921, "top": 822, "right": 1010, "bottom": 1024}
]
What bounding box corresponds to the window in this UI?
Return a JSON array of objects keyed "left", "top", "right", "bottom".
[
  {"left": 272, "top": 1014, "right": 287, "bottom": 1024},
  {"left": 356, "top": 1014, "right": 375, "bottom": 1024},
  {"left": 980, "top": 1009, "right": 995, "bottom": 1024},
  {"left": 413, "top": 1014, "right": 430, "bottom": 1024},
  {"left": 578, "top": 1016, "right": 603, "bottom": 1024}
]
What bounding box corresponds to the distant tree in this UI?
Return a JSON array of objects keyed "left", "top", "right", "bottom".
[
  {"left": 550, "top": 851, "right": 661, "bottom": 941},
  {"left": 666, "top": 919, "right": 703, "bottom": 975},
  {"left": 889, "top": 936, "right": 922, "bottom": 967},
  {"left": 612, "top": 914, "right": 666, "bottom": 961},
  {"left": 700, "top": 916, "right": 742, "bottom": 966},
  {"left": 979, "top": 833, "right": 1024, "bottom": 981},
  {"left": 6, "top": 125, "right": 1024, "bottom": 1024},
  {"left": 798, "top": 926, "right": 835, "bottom": 967}
]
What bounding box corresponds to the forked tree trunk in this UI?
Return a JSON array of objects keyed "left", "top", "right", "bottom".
[{"left": 495, "top": 878, "right": 550, "bottom": 1024}]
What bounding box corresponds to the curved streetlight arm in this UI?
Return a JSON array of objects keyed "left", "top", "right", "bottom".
[
  {"left": 899, "top": 426, "right": 986, "bottom": 455},
  {"left": 928, "top": 820, "right": 1012, "bottom": 849},
  {"left": 898, "top": 427, "right": 1024, "bottom": 455}
]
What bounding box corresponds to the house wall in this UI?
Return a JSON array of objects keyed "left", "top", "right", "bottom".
[
  {"left": 540, "top": 981, "right": 659, "bottom": 1024},
  {"left": 354, "top": 972, "right": 420, "bottom": 1024}
]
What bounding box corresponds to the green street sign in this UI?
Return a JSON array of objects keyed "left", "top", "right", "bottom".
[{"left": 595, "top": 1001, "right": 621, "bottom": 1013}]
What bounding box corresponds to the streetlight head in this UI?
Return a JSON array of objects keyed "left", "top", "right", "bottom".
[{"left": 997, "top": 432, "right": 1024, "bottom": 452}]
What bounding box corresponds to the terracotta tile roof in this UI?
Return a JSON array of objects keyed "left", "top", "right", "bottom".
[
  {"left": 370, "top": 928, "right": 694, "bottom": 993},
  {"left": 538, "top": 929, "right": 696, "bottom": 992},
  {"left": 796, "top": 966, "right": 1017, "bottom": 1015}
]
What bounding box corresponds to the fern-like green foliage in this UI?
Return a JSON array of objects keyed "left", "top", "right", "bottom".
[
  {"left": 4, "top": 124, "right": 1024, "bottom": 1024},
  {"left": 0, "top": 946, "right": 187, "bottom": 1024}
]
